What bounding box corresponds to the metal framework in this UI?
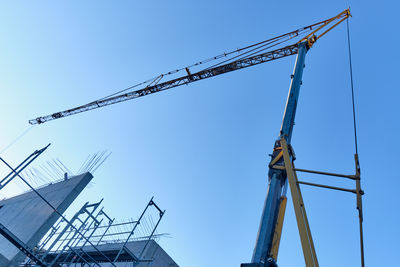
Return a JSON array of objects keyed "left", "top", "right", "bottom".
[
  {"left": 22, "top": 197, "right": 165, "bottom": 266},
  {"left": 0, "top": 149, "right": 166, "bottom": 267},
  {"left": 267, "top": 140, "right": 364, "bottom": 267},
  {"left": 0, "top": 144, "right": 49, "bottom": 191},
  {"left": 0, "top": 146, "right": 50, "bottom": 266}
]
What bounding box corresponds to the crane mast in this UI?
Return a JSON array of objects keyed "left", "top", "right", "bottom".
[{"left": 244, "top": 42, "right": 310, "bottom": 267}]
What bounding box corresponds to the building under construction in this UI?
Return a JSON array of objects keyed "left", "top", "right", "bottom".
[{"left": 0, "top": 157, "right": 178, "bottom": 267}]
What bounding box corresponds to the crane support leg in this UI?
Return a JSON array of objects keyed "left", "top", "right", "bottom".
[
  {"left": 280, "top": 138, "right": 318, "bottom": 267},
  {"left": 269, "top": 196, "right": 287, "bottom": 260}
]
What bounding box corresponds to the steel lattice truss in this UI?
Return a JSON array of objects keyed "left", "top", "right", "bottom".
[{"left": 29, "top": 44, "right": 298, "bottom": 124}]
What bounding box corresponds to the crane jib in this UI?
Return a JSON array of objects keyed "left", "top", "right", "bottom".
[
  {"left": 28, "top": 9, "right": 352, "bottom": 125},
  {"left": 29, "top": 44, "right": 299, "bottom": 125}
]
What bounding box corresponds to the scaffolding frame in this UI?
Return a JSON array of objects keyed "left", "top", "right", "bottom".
[
  {"left": 0, "top": 145, "right": 166, "bottom": 267},
  {"left": 23, "top": 197, "right": 165, "bottom": 266}
]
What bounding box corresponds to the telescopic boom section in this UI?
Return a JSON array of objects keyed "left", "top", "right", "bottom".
[{"left": 248, "top": 42, "right": 309, "bottom": 267}]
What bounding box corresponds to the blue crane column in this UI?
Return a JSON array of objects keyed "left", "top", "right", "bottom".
[{"left": 251, "top": 41, "right": 308, "bottom": 267}]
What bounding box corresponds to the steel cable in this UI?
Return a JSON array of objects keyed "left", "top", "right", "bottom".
[
  {"left": 346, "top": 17, "right": 365, "bottom": 267},
  {"left": 346, "top": 18, "right": 358, "bottom": 154}
]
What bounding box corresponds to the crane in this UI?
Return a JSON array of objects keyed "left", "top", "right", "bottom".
[{"left": 29, "top": 9, "right": 363, "bottom": 267}]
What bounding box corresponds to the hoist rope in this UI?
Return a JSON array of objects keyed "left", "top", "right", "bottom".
[
  {"left": 346, "top": 17, "right": 365, "bottom": 267},
  {"left": 204, "top": 33, "right": 305, "bottom": 71},
  {"left": 0, "top": 126, "right": 35, "bottom": 156},
  {"left": 95, "top": 27, "right": 313, "bottom": 104},
  {"left": 346, "top": 18, "right": 358, "bottom": 155}
]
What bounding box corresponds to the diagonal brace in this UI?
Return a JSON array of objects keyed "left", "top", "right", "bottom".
[{"left": 280, "top": 138, "right": 318, "bottom": 267}]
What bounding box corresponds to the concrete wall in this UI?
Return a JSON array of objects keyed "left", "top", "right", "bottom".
[
  {"left": 0, "top": 172, "right": 93, "bottom": 266},
  {"left": 75, "top": 240, "right": 178, "bottom": 267},
  {"left": 128, "top": 240, "right": 178, "bottom": 267},
  {"left": 146, "top": 240, "right": 178, "bottom": 267}
]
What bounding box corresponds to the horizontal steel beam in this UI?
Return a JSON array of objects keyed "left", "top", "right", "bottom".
[
  {"left": 270, "top": 165, "right": 356, "bottom": 180},
  {"left": 297, "top": 180, "right": 358, "bottom": 194}
]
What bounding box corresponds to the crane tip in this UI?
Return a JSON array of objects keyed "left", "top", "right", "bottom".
[{"left": 29, "top": 118, "right": 42, "bottom": 125}]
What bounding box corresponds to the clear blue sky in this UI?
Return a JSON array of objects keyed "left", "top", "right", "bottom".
[{"left": 0, "top": 1, "right": 397, "bottom": 266}]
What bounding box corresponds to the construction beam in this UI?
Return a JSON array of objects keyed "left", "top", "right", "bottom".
[
  {"left": 297, "top": 181, "right": 358, "bottom": 194},
  {"left": 270, "top": 165, "right": 356, "bottom": 180}
]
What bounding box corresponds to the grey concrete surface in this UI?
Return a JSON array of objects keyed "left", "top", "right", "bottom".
[
  {"left": 0, "top": 172, "right": 93, "bottom": 266},
  {"left": 67, "top": 240, "right": 178, "bottom": 267}
]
